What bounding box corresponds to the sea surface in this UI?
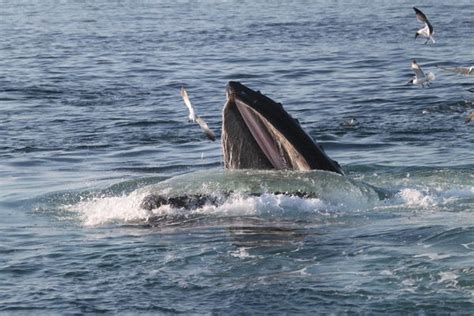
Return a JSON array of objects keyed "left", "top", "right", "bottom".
[{"left": 1, "top": 0, "right": 473, "bottom": 314}]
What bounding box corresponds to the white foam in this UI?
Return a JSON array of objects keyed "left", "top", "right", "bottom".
[
  {"left": 414, "top": 253, "right": 451, "bottom": 261},
  {"left": 380, "top": 269, "right": 394, "bottom": 276},
  {"left": 64, "top": 180, "right": 472, "bottom": 227},
  {"left": 230, "top": 247, "right": 255, "bottom": 259},
  {"left": 65, "top": 180, "right": 474, "bottom": 227},
  {"left": 196, "top": 193, "right": 333, "bottom": 220},
  {"left": 64, "top": 191, "right": 150, "bottom": 226},
  {"left": 390, "top": 184, "right": 474, "bottom": 211},
  {"left": 438, "top": 271, "right": 458, "bottom": 287},
  {"left": 64, "top": 191, "right": 336, "bottom": 227},
  {"left": 398, "top": 188, "right": 435, "bottom": 208}
]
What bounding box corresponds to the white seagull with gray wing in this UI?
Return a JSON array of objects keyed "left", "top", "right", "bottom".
[
  {"left": 408, "top": 60, "right": 435, "bottom": 88},
  {"left": 413, "top": 7, "right": 435, "bottom": 44},
  {"left": 180, "top": 87, "right": 216, "bottom": 141}
]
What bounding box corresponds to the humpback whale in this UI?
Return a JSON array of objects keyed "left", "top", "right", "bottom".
[
  {"left": 222, "top": 81, "right": 343, "bottom": 174},
  {"left": 140, "top": 82, "right": 384, "bottom": 211}
]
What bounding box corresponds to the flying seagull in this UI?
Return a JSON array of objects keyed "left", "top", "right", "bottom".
[
  {"left": 437, "top": 65, "right": 474, "bottom": 76},
  {"left": 413, "top": 7, "right": 435, "bottom": 44},
  {"left": 180, "top": 87, "right": 216, "bottom": 141},
  {"left": 408, "top": 60, "right": 435, "bottom": 87}
]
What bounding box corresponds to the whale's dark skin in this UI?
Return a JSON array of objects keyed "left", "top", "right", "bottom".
[
  {"left": 140, "top": 190, "right": 319, "bottom": 211},
  {"left": 222, "top": 81, "right": 343, "bottom": 174},
  {"left": 141, "top": 82, "right": 346, "bottom": 211}
]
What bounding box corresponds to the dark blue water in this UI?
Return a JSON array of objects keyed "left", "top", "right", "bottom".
[{"left": 1, "top": 0, "right": 473, "bottom": 313}]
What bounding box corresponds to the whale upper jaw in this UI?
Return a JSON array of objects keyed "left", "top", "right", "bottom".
[{"left": 222, "top": 81, "right": 344, "bottom": 174}]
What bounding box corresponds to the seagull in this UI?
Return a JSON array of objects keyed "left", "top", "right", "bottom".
[
  {"left": 413, "top": 7, "right": 435, "bottom": 44},
  {"left": 340, "top": 117, "right": 359, "bottom": 128},
  {"left": 408, "top": 60, "right": 435, "bottom": 87},
  {"left": 437, "top": 65, "right": 474, "bottom": 76},
  {"left": 465, "top": 112, "right": 474, "bottom": 123},
  {"left": 180, "top": 87, "right": 216, "bottom": 141}
]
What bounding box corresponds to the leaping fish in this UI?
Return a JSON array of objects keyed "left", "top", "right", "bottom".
[
  {"left": 180, "top": 87, "right": 216, "bottom": 141},
  {"left": 437, "top": 65, "right": 474, "bottom": 76},
  {"left": 413, "top": 7, "right": 435, "bottom": 45},
  {"left": 408, "top": 60, "right": 435, "bottom": 88}
]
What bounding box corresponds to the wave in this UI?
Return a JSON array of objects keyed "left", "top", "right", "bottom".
[{"left": 57, "top": 168, "right": 474, "bottom": 227}]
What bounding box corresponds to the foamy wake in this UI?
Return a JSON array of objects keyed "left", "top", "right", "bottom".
[
  {"left": 398, "top": 189, "right": 436, "bottom": 208},
  {"left": 64, "top": 191, "right": 150, "bottom": 226},
  {"left": 64, "top": 185, "right": 473, "bottom": 227},
  {"left": 65, "top": 192, "right": 339, "bottom": 227},
  {"left": 392, "top": 186, "right": 474, "bottom": 209}
]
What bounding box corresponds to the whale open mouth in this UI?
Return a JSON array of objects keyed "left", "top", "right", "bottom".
[{"left": 222, "top": 81, "right": 343, "bottom": 174}]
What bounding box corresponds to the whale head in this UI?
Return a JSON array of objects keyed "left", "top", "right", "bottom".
[{"left": 221, "top": 81, "right": 343, "bottom": 174}]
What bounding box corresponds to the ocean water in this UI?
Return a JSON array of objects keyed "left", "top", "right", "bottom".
[{"left": 1, "top": 0, "right": 473, "bottom": 313}]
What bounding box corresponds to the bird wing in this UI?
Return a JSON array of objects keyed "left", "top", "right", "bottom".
[
  {"left": 438, "top": 66, "right": 472, "bottom": 75},
  {"left": 414, "top": 7, "right": 433, "bottom": 34},
  {"left": 180, "top": 87, "right": 195, "bottom": 121},
  {"left": 196, "top": 117, "right": 216, "bottom": 141},
  {"left": 426, "top": 20, "right": 434, "bottom": 34},
  {"left": 411, "top": 61, "right": 425, "bottom": 78},
  {"left": 413, "top": 7, "right": 429, "bottom": 24}
]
